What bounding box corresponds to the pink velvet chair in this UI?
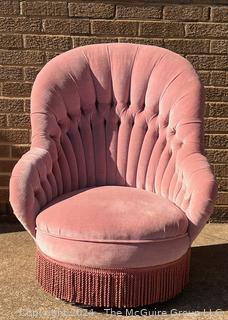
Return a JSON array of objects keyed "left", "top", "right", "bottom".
[{"left": 10, "top": 43, "right": 217, "bottom": 308}]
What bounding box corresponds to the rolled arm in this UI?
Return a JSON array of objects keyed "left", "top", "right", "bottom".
[
  {"left": 175, "top": 153, "right": 217, "bottom": 243},
  {"left": 9, "top": 147, "right": 58, "bottom": 237}
]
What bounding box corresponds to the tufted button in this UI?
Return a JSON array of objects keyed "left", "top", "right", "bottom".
[
  {"left": 47, "top": 172, "right": 52, "bottom": 180},
  {"left": 163, "top": 120, "right": 169, "bottom": 128},
  {"left": 34, "top": 190, "right": 39, "bottom": 198},
  {"left": 111, "top": 100, "right": 116, "bottom": 108},
  {"left": 170, "top": 128, "right": 176, "bottom": 135},
  {"left": 57, "top": 121, "right": 63, "bottom": 128},
  {"left": 80, "top": 107, "right": 84, "bottom": 115}
]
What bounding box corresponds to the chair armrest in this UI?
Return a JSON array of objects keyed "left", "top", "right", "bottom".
[
  {"left": 175, "top": 153, "right": 217, "bottom": 243},
  {"left": 9, "top": 147, "right": 58, "bottom": 237}
]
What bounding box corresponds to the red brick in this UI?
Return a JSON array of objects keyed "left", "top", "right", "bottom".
[
  {"left": 24, "top": 35, "right": 72, "bottom": 50},
  {"left": 92, "top": 20, "right": 138, "bottom": 36},
  {"left": 69, "top": 20, "right": 90, "bottom": 35},
  {"left": 211, "top": 6, "right": 228, "bottom": 22},
  {"left": 116, "top": 5, "right": 161, "bottom": 19},
  {"left": 45, "top": 51, "right": 61, "bottom": 62},
  {"left": 216, "top": 192, "right": 228, "bottom": 205},
  {"left": 2, "top": 82, "right": 32, "bottom": 98},
  {"left": 206, "top": 149, "right": 228, "bottom": 163},
  {"left": 205, "top": 87, "right": 228, "bottom": 102},
  {"left": 210, "top": 71, "right": 228, "bottom": 87},
  {"left": 211, "top": 206, "right": 228, "bottom": 222},
  {"left": 0, "top": 207, "right": 17, "bottom": 223},
  {"left": 43, "top": 18, "right": 69, "bottom": 34},
  {"left": 185, "top": 23, "right": 228, "bottom": 39},
  {"left": 24, "top": 67, "right": 41, "bottom": 82},
  {"left": 164, "top": 5, "right": 209, "bottom": 21},
  {"left": 0, "top": 175, "right": 10, "bottom": 187},
  {"left": 73, "top": 36, "right": 117, "bottom": 47},
  {"left": 0, "top": 189, "right": 9, "bottom": 202},
  {"left": 207, "top": 103, "right": 228, "bottom": 117},
  {"left": 197, "top": 71, "right": 210, "bottom": 86},
  {"left": 0, "top": 145, "right": 10, "bottom": 158},
  {"left": 119, "top": 38, "right": 164, "bottom": 46},
  {"left": 21, "top": 1, "right": 67, "bottom": 16},
  {"left": 0, "top": 99, "right": 24, "bottom": 113},
  {"left": 0, "top": 34, "right": 23, "bottom": 49},
  {"left": 0, "top": 66, "right": 23, "bottom": 81},
  {"left": 217, "top": 178, "right": 228, "bottom": 191},
  {"left": 0, "top": 129, "right": 29, "bottom": 144},
  {"left": 7, "top": 114, "right": 30, "bottom": 128},
  {"left": 24, "top": 99, "right": 30, "bottom": 112},
  {"left": 69, "top": 2, "right": 115, "bottom": 18},
  {"left": 0, "top": 202, "right": 7, "bottom": 216},
  {"left": 164, "top": 39, "right": 210, "bottom": 54},
  {"left": 0, "top": 1, "right": 19, "bottom": 15},
  {"left": 0, "top": 160, "right": 17, "bottom": 173},
  {"left": 212, "top": 164, "right": 228, "bottom": 177},
  {"left": 11, "top": 145, "right": 30, "bottom": 158},
  {"left": 43, "top": 18, "right": 90, "bottom": 35},
  {"left": 186, "top": 55, "right": 228, "bottom": 70},
  {"left": 205, "top": 118, "right": 228, "bottom": 132},
  {"left": 204, "top": 102, "right": 210, "bottom": 116},
  {"left": 0, "top": 17, "right": 41, "bottom": 33},
  {"left": 211, "top": 40, "right": 228, "bottom": 54},
  {"left": 204, "top": 134, "right": 210, "bottom": 148},
  {"left": 0, "top": 50, "right": 45, "bottom": 65},
  {"left": 209, "top": 134, "right": 228, "bottom": 148},
  {"left": 141, "top": 22, "right": 184, "bottom": 37},
  {"left": 0, "top": 115, "right": 7, "bottom": 127}
]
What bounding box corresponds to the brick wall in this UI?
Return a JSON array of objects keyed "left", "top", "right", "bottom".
[{"left": 0, "top": 0, "right": 227, "bottom": 222}]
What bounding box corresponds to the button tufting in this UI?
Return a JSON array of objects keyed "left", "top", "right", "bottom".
[
  {"left": 47, "top": 172, "right": 52, "bottom": 179},
  {"left": 163, "top": 120, "right": 168, "bottom": 127},
  {"left": 170, "top": 128, "right": 176, "bottom": 135}
]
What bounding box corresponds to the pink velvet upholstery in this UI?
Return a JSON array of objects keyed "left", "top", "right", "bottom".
[
  {"left": 9, "top": 43, "right": 217, "bottom": 306},
  {"left": 36, "top": 186, "right": 189, "bottom": 268},
  {"left": 10, "top": 43, "right": 217, "bottom": 242}
]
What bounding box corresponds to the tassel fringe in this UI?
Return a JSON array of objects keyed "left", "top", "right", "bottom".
[{"left": 36, "top": 248, "right": 191, "bottom": 308}]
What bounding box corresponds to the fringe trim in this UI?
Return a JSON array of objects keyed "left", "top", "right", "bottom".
[{"left": 36, "top": 248, "right": 191, "bottom": 308}]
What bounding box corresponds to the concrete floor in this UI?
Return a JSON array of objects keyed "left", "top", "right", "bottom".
[{"left": 0, "top": 223, "right": 227, "bottom": 320}]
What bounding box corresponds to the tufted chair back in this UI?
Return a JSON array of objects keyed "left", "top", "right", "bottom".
[{"left": 25, "top": 43, "right": 215, "bottom": 239}]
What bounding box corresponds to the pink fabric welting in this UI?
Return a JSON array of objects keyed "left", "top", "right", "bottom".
[{"left": 9, "top": 43, "right": 217, "bottom": 307}]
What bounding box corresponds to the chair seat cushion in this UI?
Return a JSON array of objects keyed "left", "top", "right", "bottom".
[{"left": 36, "top": 186, "right": 190, "bottom": 268}]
